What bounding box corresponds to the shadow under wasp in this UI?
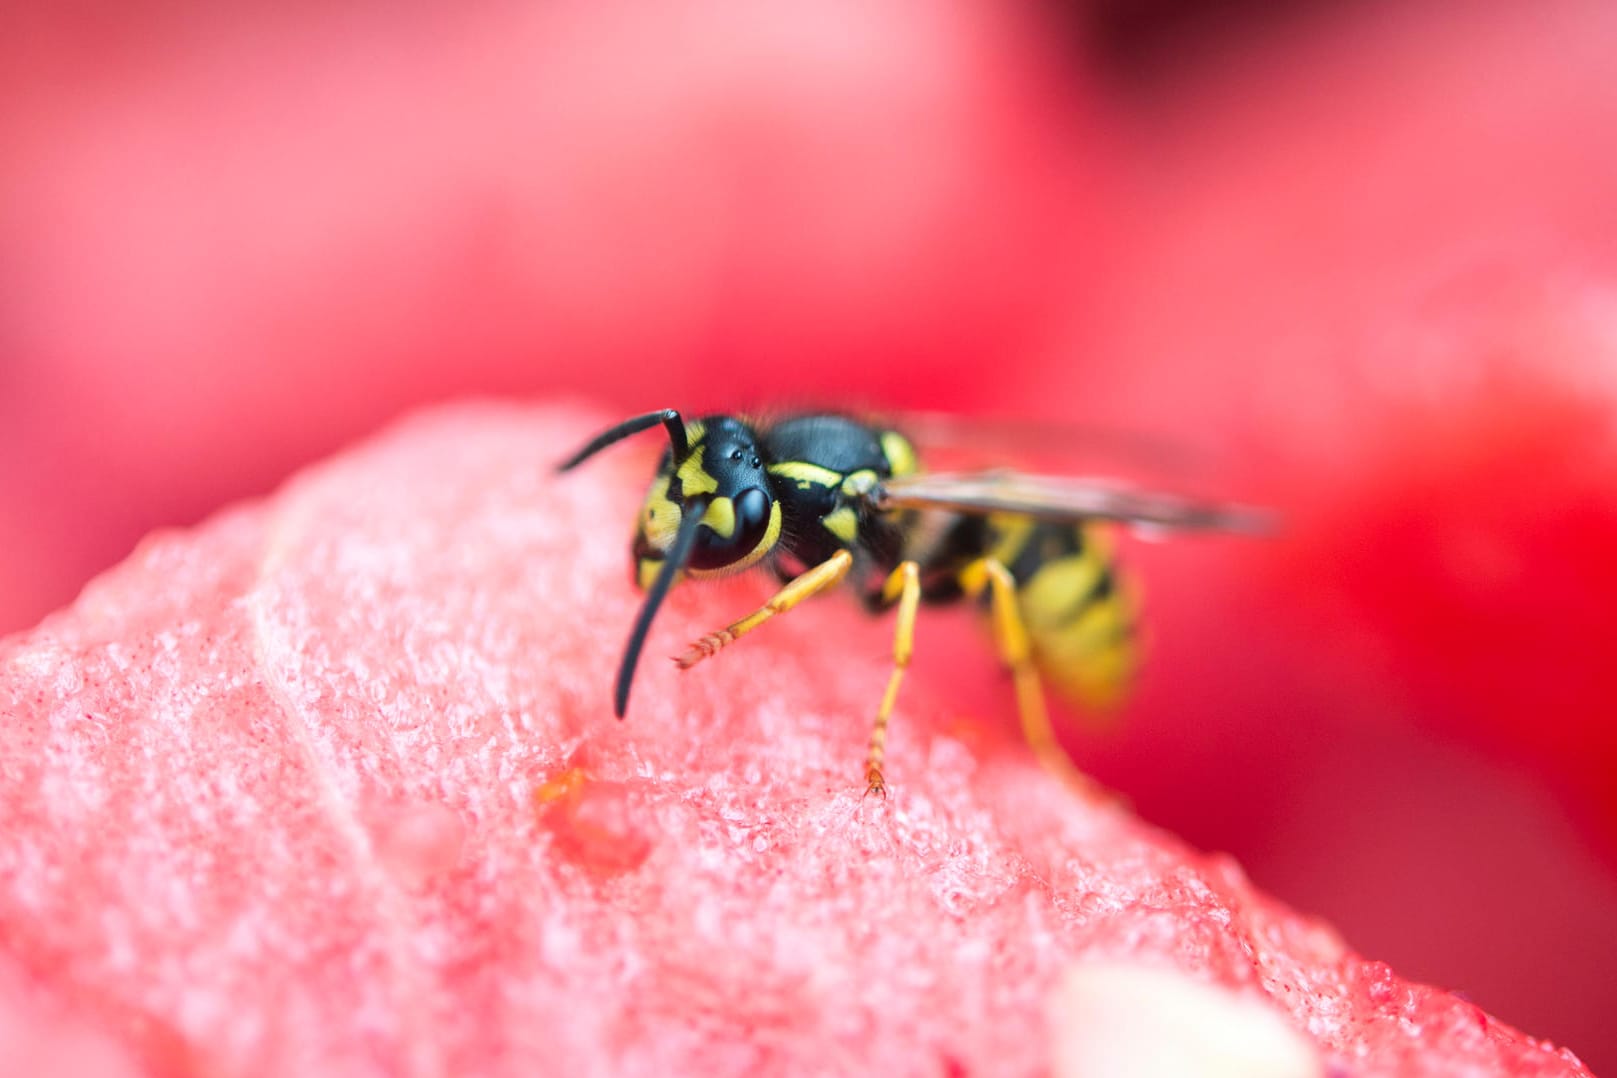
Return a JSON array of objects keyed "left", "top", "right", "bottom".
[{"left": 559, "top": 408, "right": 1267, "bottom": 796}]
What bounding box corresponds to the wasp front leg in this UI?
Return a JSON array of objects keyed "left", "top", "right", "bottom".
[{"left": 674, "top": 549, "right": 853, "bottom": 669}]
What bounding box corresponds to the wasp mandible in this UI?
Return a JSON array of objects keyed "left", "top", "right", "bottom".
[{"left": 559, "top": 409, "right": 1266, "bottom": 795}]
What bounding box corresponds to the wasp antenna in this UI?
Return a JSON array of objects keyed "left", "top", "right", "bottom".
[
  {"left": 557, "top": 409, "right": 688, "bottom": 472},
  {"left": 614, "top": 497, "right": 708, "bottom": 718}
]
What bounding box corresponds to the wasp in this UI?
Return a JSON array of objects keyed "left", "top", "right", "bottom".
[{"left": 559, "top": 408, "right": 1265, "bottom": 796}]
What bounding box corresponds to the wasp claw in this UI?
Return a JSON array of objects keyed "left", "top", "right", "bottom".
[
  {"left": 864, "top": 769, "right": 888, "bottom": 800},
  {"left": 674, "top": 631, "right": 734, "bottom": 670}
]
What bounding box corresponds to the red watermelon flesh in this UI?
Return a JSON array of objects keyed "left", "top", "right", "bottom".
[{"left": 0, "top": 405, "right": 1591, "bottom": 1077}]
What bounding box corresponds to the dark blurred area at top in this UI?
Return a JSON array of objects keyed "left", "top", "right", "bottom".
[{"left": 1074, "top": 0, "right": 1342, "bottom": 79}]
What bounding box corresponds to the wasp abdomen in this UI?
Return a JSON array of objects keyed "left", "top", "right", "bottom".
[
  {"left": 972, "top": 515, "right": 1138, "bottom": 713},
  {"left": 1024, "top": 533, "right": 1137, "bottom": 713}
]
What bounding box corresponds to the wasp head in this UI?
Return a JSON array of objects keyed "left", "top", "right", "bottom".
[
  {"left": 633, "top": 415, "right": 780, "bottom": 587},
  {"left": 556, "top": 408, "right": 784, "bottom": 717}
]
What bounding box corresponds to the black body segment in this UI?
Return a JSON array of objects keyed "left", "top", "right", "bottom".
[
  {"left": 760, "top": 414, "right": 916, "bottom": 576},
  {"left": 762, "top": 414, "right": 890, "bottom": 475}
]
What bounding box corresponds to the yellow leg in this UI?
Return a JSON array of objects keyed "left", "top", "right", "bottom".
[
  {"left": 865, "top": 560, "right": 920, "bottom": 798},
  {"left": 960, "top": 558, "right": 1100, "bottom": 797},
  {"left": 674, "top": 549, "right": 854, "bottom": 669}
]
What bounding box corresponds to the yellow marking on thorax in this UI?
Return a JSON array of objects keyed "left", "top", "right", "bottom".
[
  {"left": 768, "top": 460, "right": 842, "bottom": 490},
  {"left": 821, "top": 505, "right": 859, "bottom": 543},
  {"left": 880, "top": 431, "right": 918, "bottom": 477},
  {"left": 840, "top": 469, "right": 879, "bottom": 498}
]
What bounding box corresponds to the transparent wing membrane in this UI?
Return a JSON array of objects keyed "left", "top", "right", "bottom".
[{"left": 874, "top": 471, "right": 1275, "bottom": 535}]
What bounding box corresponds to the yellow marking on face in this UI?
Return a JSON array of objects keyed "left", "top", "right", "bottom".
[
  {"left": 677, "top": 452, "right": 719, "bottom": 496},
  {"left": 683, "top": 420, "right": 706, "bottom": 445},
  {"left": 840, "top": 469, "right": 879, "bottom": 498},
  {"left": 768, "top": 460, "right": 842, "bottom": 490},
  {"left": 686, "top": 502, "right": 782, "bottom": 578},
  {"left": 639, "top": 475, "right": 681, "bottom": 549},
  {"left": 821, "top": 505, "right": 859, "bottom": 543},
  {"left": 703, "top": 496, "right": 737, "bottom": 540},
  {"left": 880, "top": 431, "right": 918, "bottom": 477},
  {"left": 637, "top": 557, "right": 669, "bottom": 590}
]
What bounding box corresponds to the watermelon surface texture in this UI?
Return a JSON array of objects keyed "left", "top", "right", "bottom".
[{"left": 0, "top": 405, "right": 1592, "bottom": 1077}]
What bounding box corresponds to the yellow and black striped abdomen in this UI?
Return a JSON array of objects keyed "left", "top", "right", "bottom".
[{"left": 983, "top": 514, "right": 1138, "bottom": 714}]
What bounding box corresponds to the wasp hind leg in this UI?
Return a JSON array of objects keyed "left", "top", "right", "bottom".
[
  {"left": 958, "top": 558, "right": 1103, "bottom": 799},
  {"left": 864, "top": 560, "right": 921, "bottom": 798},
  {"left": 674, "top": 549, "right": 854, "bottom": 669}
]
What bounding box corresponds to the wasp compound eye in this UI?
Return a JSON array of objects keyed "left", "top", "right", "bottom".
[{"left": 690, "top": 487, "right": 773, "bottom": 571}]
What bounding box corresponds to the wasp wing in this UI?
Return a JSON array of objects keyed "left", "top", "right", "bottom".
[
  {"left": 871, "top": 471, "right": 1275, "bottom": 535},
  {"left": 868, "top": 409, "right": 1213, "bottom": 477}
]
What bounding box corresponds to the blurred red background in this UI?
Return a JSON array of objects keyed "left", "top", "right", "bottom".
[{"left": 4, "top": 0, "right": 1615, "bottom": 1068}]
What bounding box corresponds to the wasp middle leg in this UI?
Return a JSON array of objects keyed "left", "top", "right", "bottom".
[{"left": 864, "top": 560, "right": 921, "bottom": 798}]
